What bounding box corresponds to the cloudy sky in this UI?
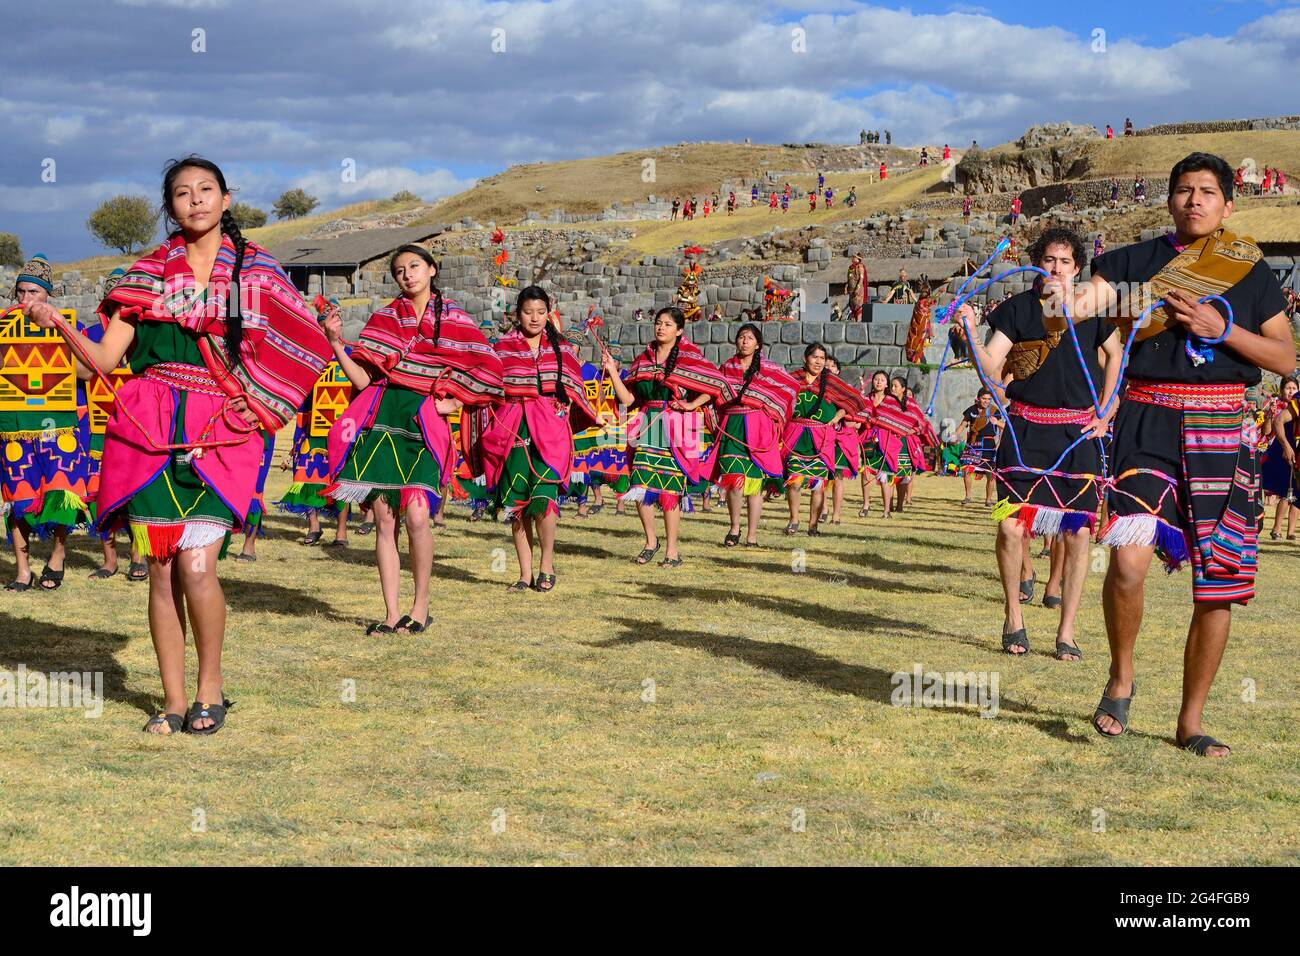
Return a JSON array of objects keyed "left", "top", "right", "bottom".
[{"left": 3, "top": 0, "right": 1298, "bottom": 261}]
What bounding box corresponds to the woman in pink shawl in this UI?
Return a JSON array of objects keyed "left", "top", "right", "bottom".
[
  {"left": 871, "top": 375, "right": 940, "bottom": 516},
  {"left": 707, "top": 323, "right": 798, "bottom": 546},
  {"left": 478, "top": 287, "right": 597, "bottom": 593},
  {"left": 604, "top": 307, "right": 725, "bottom": 566}
]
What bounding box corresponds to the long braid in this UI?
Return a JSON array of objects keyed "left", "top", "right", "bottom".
[
  {"left": 662, "top": 338, "right": 682, "bottom": 382},
  {"left": 735, "top": 349, "right": 761, "bottom": 402},
  {"left": 429, "top": 284, "right": 444, "bottom": 344},
  {"left": 543, "top": 321, "right": 569, "bottom": 404},
  {"left": 220, "top": 209, "right": 248, "bottom": 366}
]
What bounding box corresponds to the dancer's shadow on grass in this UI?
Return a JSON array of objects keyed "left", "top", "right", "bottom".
[
  {"left": 840, "top": 549, "right": 1001, "bottom": 583},
  {"left": 0, "top": 610, "right": 155, "bottom": 715},
  {"left": 628, "top": 581, "right": 937, "bottom": 634},
  {"left": 222, "top": 579, "right": 359, "bottom": 623},
  {"left": 709, "top": 557, "right": 1003, "bottom": 604},
  {"left": 590, "top": 617, "right": 1088, "bottom": 743}
]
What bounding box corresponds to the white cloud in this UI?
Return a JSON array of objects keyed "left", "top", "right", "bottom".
[{"left": 288, "top": 166, "right": 478, "bottom": 207}]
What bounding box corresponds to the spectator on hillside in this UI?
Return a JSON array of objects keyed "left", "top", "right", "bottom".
[
  {"left": 1009, "top": 196, "right": 1022, "bottom": 226},
  {"left": 1065, "top": 183, "right": 1076, "bottom": 209},
  {"left": 1094, "top": 233, "right": 1105, "bottom": 260},
  {"left": 1262, "top": 167, "right": 1273, "bottom": 194},
  {"left": 671, "top": 197, "right": 680, "bottom": 220},
  {"left": 634, "top": 308, "right": 646, "bottom": 322},
  {"left": 769, "top": 191, "right": 778, "bottom": 213},
  {"left": 1105, "top": 124, "right": 1114, "bottom": 139},
  {"left": 702, "top": 197, "right": 711, "bottom": 217},
  {"left": 962, "top": 193, "right": 973, "bottom": 219},
  {"left": 751, "top": 183, "right": 759, "bottom": 205},
  {"left": 1133, "top": 177, "right": 1147, "bottom": 204},
  {"left": 709, "top": 305, "right": 724, "bottom": 322},
  {"left": 879, "top": 162, "right": 887, "bottom": 181},
  {"left": 885, "top": 130, "right": 892, "bottom": 144},
  {"left": 1109, "top": 179, "right": 1120, "bottom": 206},
  {"left": 808, "top": 190, "right": 817, "bottom": 212},
  {"left": 727, "top": 191, "right": 736, "bottom": 215},
  {"left": 920, "top": 147, "right": 929, "bottom": 166},
  {"left": 1277, "top": 169, "right": 1287, "bottom": 193},
  {"left": 824, "top": 186, "right": 834, "bottom": 209},
  {"left": 1123, "top": 117, "right": 1134, "bottom": 136},
  {"left": 780, "top": 191, "right": 789, "bottom": 213},
  {"left": 942, "top": 144, "right": 951, "bottom": 161},
  {"left": 1234, "top": 166, "right": 1245, "bottom": 194},
  {"left": 818, "top": 172, "right": 825, "bottom": 190},
  {"left": 846, "top": 186, "right": 857, "bottom": 208}
]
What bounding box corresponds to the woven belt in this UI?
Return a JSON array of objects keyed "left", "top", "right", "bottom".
[
  {"left": 1125, "top": 379, "right": 1245, "bottom": 411},
  {"left": 793, "top": 417, "right": 831, "bottom": 429},
  {"left": 141, "top": 362, "right": 225, "bottom": 398},
  {"left": 1008, "top": 401, "right": 1093, "bottom": 425}
]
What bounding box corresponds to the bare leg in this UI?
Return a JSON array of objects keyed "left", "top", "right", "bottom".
[
  {"left": 996, "top": 520, "right": 1026, "bottom": 649},
  {"left": 831, "top": 477, "right": 845, "bottom": 522},
  {"left": 334, "top": 508, "right": 349, "bottom": 542},
  {"left": 100, "top": 537, "right": 118, "bottom": 574},
  {"left": 1177, "top": 602, "right": 1233, "bottom": 756},
  {"left": 663, "top": 505, "right": 681, "bottom": 560},
  {"left": 402, "top": 496, "right": 432, "bottom": 626},
  {"left": 1054, "top": 527, "right": 1090, "bottom": 658},
  {"left": 1096, "top": 545, "right": 1153, "bottom": 734},
  {"left": 511, "top": 516, "right": 533, "bottom": 583},
  {"left": 1044, "top": 534, "right": 1065, "bottom": 602},
  {"left": 371, "top": 498, "right": 403, "bottom": 626},
  {"left": 537, "top": 509, "right": 557, "bottom": 574},
  {"left": 745, "top": 493, "right": 762, "bottom": 543},
  {"left": 47, "top": 527, "right": 68, "bottom": 575},
  {"left": 637, "top": 502, "right": 658, "bottom": 550},
  {"left": 726, "top": 485, "right": 743, "bottom": 536},
  {"left": 178, "top": 540, "right": 227, "bottom": 729},
  {"left": 880, "top": 477, "right": 894, "bottom": 516},
  {"left": 11, "top": 520, "right": 31, "bottom": 585},
  {"left": 809, "top": 486, "right": 826, "bottom": 529},
  {"left": 144, "top": 554, "right": 189, "bottom": 731},
  {"left": 786, "top": 486, "right": 800, "bottom": 526},
  {"left": 962, "top": 470, "right": 973, "bottom": 502}
]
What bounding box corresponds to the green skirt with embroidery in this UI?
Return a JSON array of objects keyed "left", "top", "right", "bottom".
[
  {"left": 332, "top": 386, "right": 442, "bottom": 513},
  {"left": 494, "top": 415, "right": 563, "bottom": 521}
]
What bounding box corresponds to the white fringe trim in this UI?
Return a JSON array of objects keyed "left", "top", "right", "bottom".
[
  {"left": 328, "top": 482, "right": 373, "bottom": 504},
  {"left": 620, "top": 487, "right": 647, "bottom": 504},
  {"left": 1100, "top": 514, "right": 1158, "bottom": 548},
  {"left": 178, "top": 522, "right": 228, "bottom": 551},
  {"left": 1025, "top": 507, "right": 1066, "bottom": 537}
]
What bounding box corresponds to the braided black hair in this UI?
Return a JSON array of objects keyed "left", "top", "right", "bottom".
[
  {"left": 161, "top": 155, "right": 246, "bottom": 366},
  {"left": 802, "top": 342, "right": 830, "bottom": 411},
  {"left": 656, "top": 307, "right": 686, "bottom": 380},
  {"left": 389, "top": 244, "right": 443, "bottom": 342},
  {"left": 219, "top": 209, "right": 248, "bottom": 365},
  {"left": 516, "top": 285, "right": 567, "bottom": 404},
  {"left": 733, "top": 322, "right": 764, "bottom": 402}
]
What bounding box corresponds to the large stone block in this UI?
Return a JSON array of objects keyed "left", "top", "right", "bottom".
[
  {"left": 780, "top": 323, "right": 802, "bottom": 344},
  {"left": 822, "top": 323, "right": 845, "bottom": 344},
  {"left": 868, "top": 322, "right": 896, "bottom": 344},
  {"left": 709, "top": 323, "right": 729, "bottom": 343},
  {"left": 878, "top": 345, "right": 902, "bottom": 364},
  {"left": 845, "top": 323, "right": 869, "bottom": 344}
]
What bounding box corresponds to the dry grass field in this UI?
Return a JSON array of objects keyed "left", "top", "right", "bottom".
[{"left": 2, "top": 447, "right": 1297, "bottom": 866}]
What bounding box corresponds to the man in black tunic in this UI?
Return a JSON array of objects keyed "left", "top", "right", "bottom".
[{"left": 1073, "top": 153, "right": 1295, "bottom": 756}]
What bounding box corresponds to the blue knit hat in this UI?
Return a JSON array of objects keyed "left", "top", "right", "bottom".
[
  {"left": 102, "top": 267, "right": 126, "bottom": 296},
  {"left": 14, "top": 253, "right": 53, "bottom": 295}
]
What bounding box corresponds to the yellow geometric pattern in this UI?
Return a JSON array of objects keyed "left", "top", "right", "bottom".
[
  {"left": 0, "top": 308, "right": 78, "bottom": 414},
  {"left": 87, "top": 366, "right": 134, "bottom": 435},
  {"left": 309, "top": 361, "right": 352, "bottom": 437}
]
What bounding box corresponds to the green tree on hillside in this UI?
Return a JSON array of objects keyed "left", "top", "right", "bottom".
[
  {"left": 0, "top": 233, "right": 22, "bottom": 269},
  {"left": 273, "top": 189, "right": 320, "bottom": 220},
  {"left": 230, "top": 202, "right": 269, "bottom": 230},
  {"left": 86, "top": 195, "right": 157, "bottom": 254}
]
